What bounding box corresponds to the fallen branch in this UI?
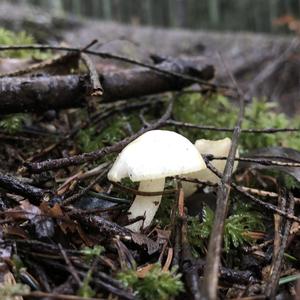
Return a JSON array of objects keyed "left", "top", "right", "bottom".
[{"left": 0, "top": 56, "right": 213, "bottom": 114}]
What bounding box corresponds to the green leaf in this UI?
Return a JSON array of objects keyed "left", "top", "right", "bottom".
[{"left": 279, "top": 273, "right": 300, "bottom": 285}]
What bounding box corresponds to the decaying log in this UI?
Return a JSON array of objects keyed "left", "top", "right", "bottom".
[{"left": 0, "top": 57, "right": 214, "bottom": 114}]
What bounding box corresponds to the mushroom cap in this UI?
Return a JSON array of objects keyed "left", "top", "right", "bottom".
[
  {"left": 194, "top": 137, "right": 239, "bottom": 183},
  {"left": 182, "top": 137, "right": 239, "bottom": 197},
  {"left": 108, "top": 130, "right": 206, "bottom": 182},
  {"left": 195, "top": 137, "right": 233, "bottom": 157}
]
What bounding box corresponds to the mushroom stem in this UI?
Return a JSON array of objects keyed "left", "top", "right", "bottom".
[{"left": 126, "top": 178, "right": 165, "bottom": 232}]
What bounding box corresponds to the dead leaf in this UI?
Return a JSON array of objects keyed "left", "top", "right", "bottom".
[
  {"left": 19, "top": 201, "right": 54, "bottom": 238},
  {"left": 131, "top": 232, "right": 160, "bottom": 255}
]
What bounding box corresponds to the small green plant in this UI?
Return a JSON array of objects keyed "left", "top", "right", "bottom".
[
  {"left": 188, "top": 204, "right": 214, "bottom": 252},
  {"left": 117, "top": 264, "right": 184, "bottom": 300},
  {"left": 188, "top": 202, "right": 264, "bottom": 253},
  {"left": 0, "top": 114, "right": 26, "bottom": 134},
  {"left": 78, "top": 269, "right": 96, "bottom": 298},
  {"left": 80, "top": 245, "right": 104, "bottom": 262},
  {"left": 224, "top": 210, "right": 264, "bottom": 252},
  {"left": 0, "top": 27, "right": 48, "bottom": 59}
]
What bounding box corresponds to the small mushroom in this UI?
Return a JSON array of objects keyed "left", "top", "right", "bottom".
[
  {"left": 182, "top": 137, "right": 239, "bottom": 197},
  {"left": 108, "top": 130, "right": 206, "bottom": 232}
]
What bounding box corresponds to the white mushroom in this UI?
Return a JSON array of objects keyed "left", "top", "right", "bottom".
[
  {"left": 108, "top": 130, "right": 206, "bottom": 232},
  {"left": 182, "top": 137, "right": 239, "bottom": 197}
]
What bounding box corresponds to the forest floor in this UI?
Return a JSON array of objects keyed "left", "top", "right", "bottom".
[{"left": 0, "top": 2, "right": 300, "bottom": 300}]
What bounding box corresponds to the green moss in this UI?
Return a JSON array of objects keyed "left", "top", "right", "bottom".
[
  {"left": 224, "top": 207, "right": 264, "bottom": 252},
  {"left": 187, "top": 201, "right": 265, "bottom": 254},
  {"left": 0, "top": 27, "right": 49, "bottom": 59},
  {"left": 117, "top": 264, "right": 184, "bottom": 300},
  {"left": 76, "top": 114, "right": 141, "bottom": 153},
  {"left": 241, "top": 98, "right": 298, "bottom": 150},
  {"left": 173, "top": 93, "right": 237, "bottom": 142},
  {"left": 174, "top": 93, "right": 300, "bottom": 151},
  {"left": 0, "top": 114, "right": 27, "bottom": 134}
]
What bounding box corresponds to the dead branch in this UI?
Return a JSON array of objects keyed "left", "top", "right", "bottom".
[
  {"left": 0, "top": 57, "right": 213, "bottom": 114},
  {"left": 0, "top": 172, "right": 46, "bottom": 204}
]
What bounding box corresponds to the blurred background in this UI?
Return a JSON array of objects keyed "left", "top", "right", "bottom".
[
  {"left": 13, "top": 0, "right": 300, "bottom": 33},
  {"left": 1, "top": 0, "right": 300, "bottom": 115}
]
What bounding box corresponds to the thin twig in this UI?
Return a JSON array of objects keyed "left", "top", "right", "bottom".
[
  {"left": 0, "top": 38, "right": 97, "bottom": 78},
  {"left": 207, "top": 155, "right": 300, "bottom": 167},
  {"left": 201, "top": 54, "right": 246, "bottom": 300},
  {"left": 80, "top": 53, "right": 103, "bottom": 96},
  {"left": 265, "top": 192, "right": 295, "bottom": 299},
  {"left": 165, "top": 119, "right": 300, "bottom": 134},
  {"left": 58, "top": 243, "right": 82, "bottom": 286},
  {"left": 22, "top": 291, "right": 105, "bottom": 300},
  {"left": 178, "top": 175, "right": 300, "bottom": 203},
  {"left": 0, "top": 52, "right": 78, "bottom": 78}
]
